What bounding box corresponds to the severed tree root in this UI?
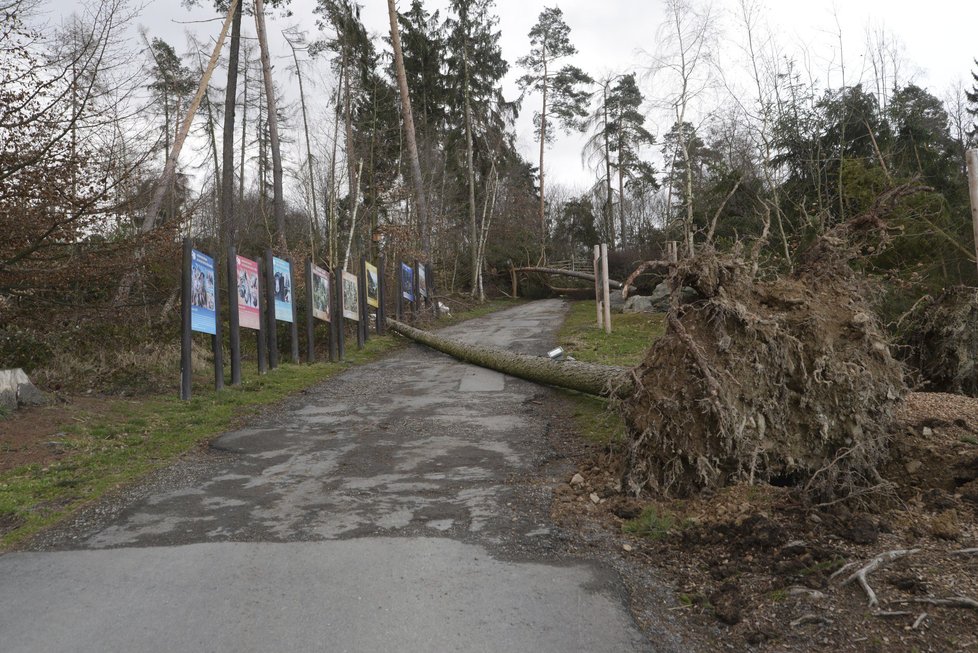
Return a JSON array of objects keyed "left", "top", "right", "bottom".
[
  {"left": 951, "top": 548, "right": 978, "bottom": 556},
  {"left": 907, "top": 596, "right": 978, "bottom": 610},
  {"left": 841, "top": 549, "right": 920, "bottom": 608},
  {"left": 790, "top": 613, "right": 833, "bottom": 628}
]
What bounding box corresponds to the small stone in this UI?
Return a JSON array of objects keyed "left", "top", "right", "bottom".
[
  {"left": 905, "top": 460, "right": 923, "bottom": 474},
  {"left": 589, "top": 492, "right": 600, "bottom": 504},
  {"left": 922, "top": 427, "right": 933, "bottom": 437},
  {"left": 622, "top": 543, "right": 633, "bottom": 552},
  {"left": 570, "top": 473, "right": 585, "bottom": 488}
]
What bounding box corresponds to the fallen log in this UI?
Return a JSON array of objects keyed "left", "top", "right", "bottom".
[
  {"left": 386, "top": 318, "right": 632, "bottom": 397},
  {"left": 512, "top": 266, "right": 635, "bottom": 291}
]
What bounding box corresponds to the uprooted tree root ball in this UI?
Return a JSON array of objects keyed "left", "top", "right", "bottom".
[
  {"left": 899, "top": 286, "right": 978, "bottom": 396},
  {"left": 621, "top": 251, "right": 905, "bottom": 500}
]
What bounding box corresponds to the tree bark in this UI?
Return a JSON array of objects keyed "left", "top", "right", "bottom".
[
  {"left": 254, "top": 0, "right": 286, "bottom": 243},
  {"left": 513, "top": 266, "right": 635, "bottom": 291},
  {"left": 386, "top": 0, "right": 430, "bottom": 258},
  {"left": 538, "top": 47, "right": 548, "bottom": 262},
  {"left": 463, "top": 44, "right": 479, "bottom": 298},
  {"left": 386, "top": 318, "right": 632, "bottom": 398},
  {"left": 221, "top": 0, "right": 242, "bottom": 249}
]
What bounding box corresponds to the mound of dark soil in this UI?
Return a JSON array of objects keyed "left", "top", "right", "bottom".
[
  {"left": 621, "top": 251, "right": 905, "bottom": 499},
  {"left": 899, "top": 286, "right": 978, "bottom": 396}
]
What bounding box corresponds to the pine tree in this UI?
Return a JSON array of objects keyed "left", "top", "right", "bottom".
[
  {"left": 517, "top": 7, "right": 592, "bottom": 260},
  {"left": 444, "top": 0, "right": 510, "bottom": 295},
  {"left": 966, "top": 59, "right": 978, "bottom": 144}
]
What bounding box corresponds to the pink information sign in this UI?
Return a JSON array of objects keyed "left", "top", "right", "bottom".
[{"left": 235, "top": 255, "right": 261, "bottom": 330}]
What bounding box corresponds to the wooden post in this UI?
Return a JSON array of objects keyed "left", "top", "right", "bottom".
[
  {"left": 289, "top": 258, "right": 299, "bottom": 364},
  {"left": 265, "top": 249, "right": 278, "bottom": 370},
  {"left": 335, "top": 268, "right": 346, "bottom": 360},
  {"left": 357, "top": 259, "right": 366, "bottom": 349},
  {"left": 396, "top": 261, "right": 404, "bottom": 321},
  {"left": 601, "top": 243, "right": 612, "bottom": 335},
  {"left": 213, "top": 253, "right": 224, "bottom": 391},
  {"left": 305, "top": 257, "right": 315, "bottom": 363},
  {"left": 667, "top": 240, "right": 678, "bottom": 264},
  {"left": 593, "top": 244, "right": 603, "bottom": 330},
  {"left": 227, "top": 246, "right": 242, "bottom": 385},
  {"left": 257, "top": 257, "right": 267, "bottom": 374},
  {"left": 328, "top": 267, "right": 338, "bottom": 363},
  {"left": 377, "top": 255, "right": 386, "bottom": 335},
  {"left": 413, "top": 260, "right": 421, "bottom": 320},
  {"left": 180, "top": 238, "right": 192, "bottom": 400},
  {"left": 967, "top": 149, "right": 978, "bottom": 278}
]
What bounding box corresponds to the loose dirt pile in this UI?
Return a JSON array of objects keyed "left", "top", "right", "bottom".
[
  {"left": 551, "top": 390, "right": 978, "bottom": 653},
  {"left": 621, "top": 250, "right": 905, "bottom": 499},
  {"left": 899, "top": 286, "right": 978, "bottom": 396}
]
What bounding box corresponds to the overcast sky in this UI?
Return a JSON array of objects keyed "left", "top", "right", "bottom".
[{"left": 46, "top": 0, "right": 978, "bottom": 189}]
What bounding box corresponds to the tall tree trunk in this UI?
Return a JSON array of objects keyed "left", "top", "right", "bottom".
[
  {"left": 538, "top": 48, "right": 548, "bottom": 262},
  {"left": 238, "top": 52, "right": 248, "bottom": 212},
  {"left": 193, "top": 42, "right": 222, "bottom": 236},
  {"left": 328, "top": 59, "right": 344, "bottom": 268},
  {"left": 254, "top": 0, "right": 286, "bottom": 244},
  {"left": 386, "top": 0, "right": 430, "bottom": 258},
  {"left": 141, "top": 0, "right": 238, "bottom": 233},
  {"left": 221, "top": 0, "right": 242, "bottom": 248},
  {"left": 618, "top": 132, "right": 626, "bottom": 249},
  {"left": 603, "top": 83, "right": 615, "bottom": 247},
  {"left": 463, "top": 44, "right": 479, "bottom": 298},
  {"left": 287, "top": 36, "right": 319, "bottom": 255}
]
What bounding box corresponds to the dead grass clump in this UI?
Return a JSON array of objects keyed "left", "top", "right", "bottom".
[{"left": 621, "top": 250, "right": 905, "bottom": 500}]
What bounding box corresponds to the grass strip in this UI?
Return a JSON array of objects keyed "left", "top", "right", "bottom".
[{"left": 555, "top": 300, "right": 666, "bottom": 444}]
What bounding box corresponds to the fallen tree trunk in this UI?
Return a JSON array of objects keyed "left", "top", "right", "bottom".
[
  {"left": 386, "top": 318, "right": 632, "bottom": 397},
  {"left": 512, "top": 266, "right": 635, "bottom": 291}
]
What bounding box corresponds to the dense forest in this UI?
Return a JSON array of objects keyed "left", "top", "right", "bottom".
[{"left": 2, "top": 0, "right": 978, "bottom": 391}]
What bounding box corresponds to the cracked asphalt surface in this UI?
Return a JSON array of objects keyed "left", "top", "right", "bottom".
[{"left": 0, "top": 300, "right": 655, "bottom": 652}]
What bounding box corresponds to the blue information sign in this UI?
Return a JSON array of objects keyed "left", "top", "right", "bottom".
[
  {"left": 401, "top": 262, "right": 415, "bottom": 302},
  {"left": 190, "top": 249, "right": 217, "bottom": 335},
  {"left": 273, "top": 257, "right": 294, "bottom": 323}
]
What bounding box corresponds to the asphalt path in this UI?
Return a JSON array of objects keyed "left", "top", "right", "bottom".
[{"left": 0, "top": 300, "right": 654, "bottom": 652}]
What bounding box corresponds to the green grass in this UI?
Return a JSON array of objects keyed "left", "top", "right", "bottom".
[
  {"left": 623, "top": 505, "right": 684, "bottom": 539},
  {"left": 556, "top": 300, "right": 665, "bottom": 367},
  {"left": 557, "top": 300, "right": 666, "bottom": 444},
  {"left": 0, "top": 299, "right": 517, "bottom": 549},
  {"left": 960, "top": 435, "right": 978, "bottom": 446}
]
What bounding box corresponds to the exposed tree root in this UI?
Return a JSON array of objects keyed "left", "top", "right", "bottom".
[
  {"left": 906, "top": 596, "right": 978, "bottom": 610},
  {"left": 790, "top": 613, "right": 833, "bottom": 628},
  {"left": 841, "top": 549, "right": 920, "bottom": 608}
]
